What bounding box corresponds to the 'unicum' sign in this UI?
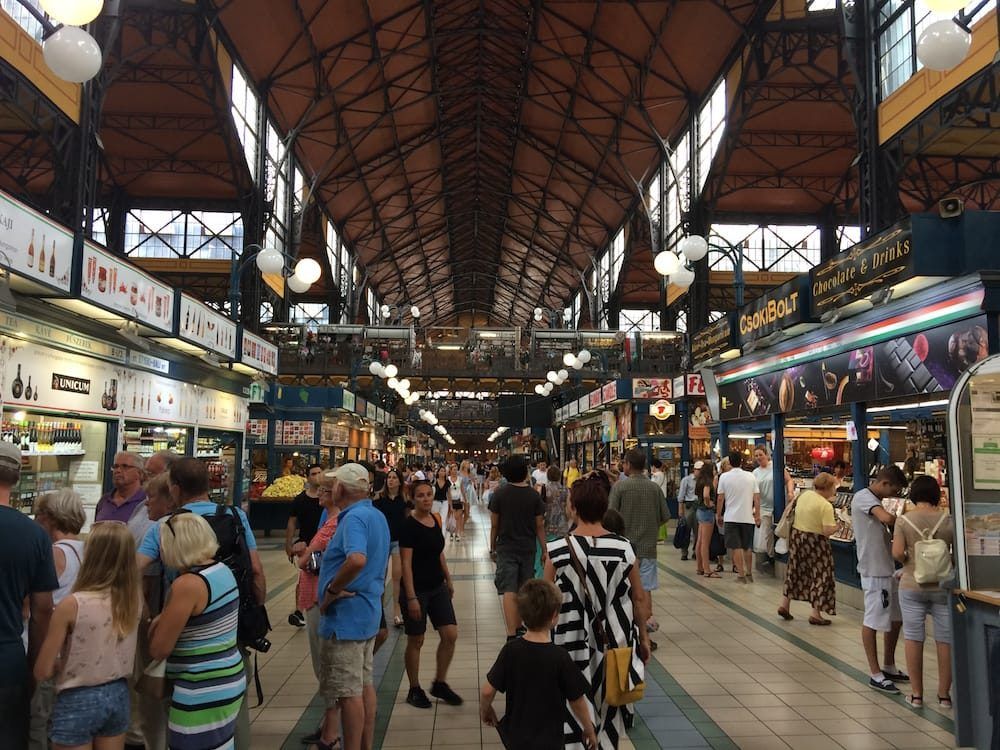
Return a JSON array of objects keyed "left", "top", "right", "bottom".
[
  {"left": 810, "top": 221, "right": 914, "bottom": 315},
  {"left": 737, "top": 275, "right": 811, "bottom": 346}
]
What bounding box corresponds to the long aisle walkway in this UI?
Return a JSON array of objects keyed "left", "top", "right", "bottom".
[{"left": 248, "top": 506, "right": 957, "bottom": 750}]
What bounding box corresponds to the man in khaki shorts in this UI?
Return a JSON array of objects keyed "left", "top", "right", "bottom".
[{"left": 317, "top": 464, "right": 390, "bottom": 750}]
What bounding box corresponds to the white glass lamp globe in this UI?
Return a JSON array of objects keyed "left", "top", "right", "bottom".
[
  {"left": 558, "top": 368, "right": 568, "bottom": 381},
  {"left": 410, "top": 305, "right": 420, "bottom": 319},
  {"left": 41, "top": 0, "right": 103, "bottom": 27},
  {"left": 578, "top": 349, "right": 592, "bottom": 364},
  {"left": 543, "top": 383, "right": 553, "bottom": 394},
  {"left": 563, "top": 352, "right": 576, "bottom": 367},
  {"left": 387, "top": 377, "right": 399, "bottom": 390},
  {"left": 418, "top": 409, "right": 427, "bottom": 418},
  {"left": 384, "top": 364, "right": 398, "bottom": 378},
  {"left": 571, "top": 357, "right": 584, "bottom": 370},
  {"left": 924, "top": 0, "right": 970, "bottom": 13},
  {"left": 672, "top": 265, "right": 696, "bottom": 289},
  {"left": 916, "top": 20, "right": 972, "bottom": 71},
  {"left": 546, "top": 370, "right": 558, "bottom": 383},
  {"left": 654, "top": 251, "right": 680, "bottom": 277},
  {"left": 679, "top": 235, "right": 710, "bottom": 262},
  {"left": 286, "top": 274, "right": 311, "bottom": 293},
  {"left": 534, "top": 384, "right": 545, "bottom": 395},
  {"left": 398, "top": 379, "right": 411, "bottom": 392},
  {"left": 293, "top": 258, "right": 322, "bottom": 285},
  {"left": 368, "top": 361, "right": 381, "bottom": 376},
  {"left": 43, "top": 26, "right": 103, "bottom": 84},
  {"left": 255, "top": 247, "right": 285, "bottom": 275}
]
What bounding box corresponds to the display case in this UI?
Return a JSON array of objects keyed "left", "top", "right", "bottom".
[
  {"left": 122, "top": 422, "right": 190, "bottom": 458},
  {"left": 195, "top": 430, "right": 238, "bottom": 504},
  {"left": 1, "top": 409, "right": 109, "bottom": 521}
]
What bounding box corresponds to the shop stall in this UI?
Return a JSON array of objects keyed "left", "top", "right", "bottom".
[{"left": 944, "top": 352, "right": 1000, "bottom": 750}]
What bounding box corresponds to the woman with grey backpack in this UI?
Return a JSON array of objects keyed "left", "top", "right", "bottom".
[{"left": 892, "top": 475, "right": 955, "bottom": 709}]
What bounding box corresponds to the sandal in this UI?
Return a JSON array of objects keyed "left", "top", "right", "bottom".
[
  {"left": 905, "top": 695, "right": 923, "bottom": 708},
  {"left": 938, "top": 696, "right": 952, "bottom": 709},
  {"left": 777, "top": 608, "right": 793, "bottom": 621},
  {"left": 696, "top": 569, "right": 705, "bottom": 576},
  {"left": 808, "top": 616, "right": 832, "bottom": 626},
  {"left": 715, "top": 563, "right": 724, "bottom": 573},
  {"left": 704, "top": 571, "right": 721, "bottom": 579}
]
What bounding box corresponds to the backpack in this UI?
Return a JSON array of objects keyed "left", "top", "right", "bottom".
[
  {"left": 171, "top": 504, "right": 271, "bottom": 705},
  {"left": 900, "top": 513, "right": 953, "bottom": 585}
]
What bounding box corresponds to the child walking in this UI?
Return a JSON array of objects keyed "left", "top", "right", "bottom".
[
  {"left": 481, "top": 579, "right": 598, "bottom": 750},
  {"left": 35, "top": 521, "right": 142, "bottom": 750}
]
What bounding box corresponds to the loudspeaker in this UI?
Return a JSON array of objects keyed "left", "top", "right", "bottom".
[{"left": 938, "top": 196, "right": 964, "bottom": 219}]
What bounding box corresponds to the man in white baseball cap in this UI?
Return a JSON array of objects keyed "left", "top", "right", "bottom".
[{"left": 316, "top": 464, "right": 389, "bottom": 750}]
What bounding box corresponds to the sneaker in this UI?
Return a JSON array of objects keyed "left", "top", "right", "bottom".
[
  {"left": 430, "top": 680, "right": 464, "bottom": 706},
  {"left": 883, "top": 669, "right": 910, "bottom": 682},
  {"left": 869, "top": 676, "right": 901, "bottom": 694},
  {"left": 288, "top": 610, "right": 306, "bottom": 628},
  {"left": 406, "top": 686, "right": 432, "bottom": 709}
]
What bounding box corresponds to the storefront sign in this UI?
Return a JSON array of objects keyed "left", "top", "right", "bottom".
[
  {"left": 616, "top": 403, "right": 633, "bottom": 440},
  {"left": 343, "top": 390, "right": 356, "bottom": 412},
  {"left": 737, "top": 276, "right": 809, "bottom": 345},
  {"left": 600, "top": 411, "right": 617, "bottom": 443},
  {"left": 0, "top": 191, "right": 73, "bottom": 292},
  {"left": 810, "top": 222, "right": 913, "bottom": 315},
  {"left": 601, "top": 382, "right": 617, "bottom": 403},
  {"left": 651, "top": 399, "right": 675, "bottom": 420},
  {"left": 633, "top": 378, "right": 672, "bottom": 400},
  {"left": 81, "top": 242, "right": 175, "bottom": 333},
  {"left": 689, "top": 399, "right": 710, "bottom": 438},
  {"left": 240, "top": 330, "right": 278, "bottom": 375},
  {"left": 576, "top": 396, "right": 588, "bottom": 414},
  {"left": 356, "top": 396, "right": 367, "bottom": 417},
  {"left": 1, "top": 339, "right": 123, "bottom": 416},
  {"left": 588, "top": 389, "right": 602, "bottom": 409},
  {"left": 366, "top": 402, "right": 377, "bottom": 420},
  {"left": 690, "top": 315, "right": 734, "bottom": 365},
  {"left": 122, "top": 371, "right": 195, "bottom": 424},
  {"left": 128, "top": 350, "right": 170, "bottom": 374},
  {"left": 281, "top": 420, "right": 316, "bottom": 446},
  {"left": 178, "top": 294, "right": 237, "bottom": 359},
  {"left": 717, "top": 313, "right": 989, "bottom": 419},
  {"left": 0, "top": 311, "right": 126, "bottom": 363}
]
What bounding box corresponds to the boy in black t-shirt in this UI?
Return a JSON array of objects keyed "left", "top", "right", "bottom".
[{"left": 481, "top": 579, "right": 597, "bottom": 750}]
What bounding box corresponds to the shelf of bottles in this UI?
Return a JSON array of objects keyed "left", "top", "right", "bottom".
[
  {"left": 1, "top": 411, "right": 108, "bottom": 514},
  {"left": 122, "top": 424, "right": 189, "bottom": 458},
  {"left": 1, "top": 419, "right": 85, "bottom": 456}
]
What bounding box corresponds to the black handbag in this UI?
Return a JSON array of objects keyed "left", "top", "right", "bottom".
[
  {"left": 672, "top": 519, "right": 691, "bottom": 550},
  {"left": 709, "top": 525, "right": 727, "bottom": 559}
]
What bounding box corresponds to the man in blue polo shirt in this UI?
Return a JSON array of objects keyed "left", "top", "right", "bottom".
[{"left": 317, "top": 463, "right": 390, "bottom": 750}]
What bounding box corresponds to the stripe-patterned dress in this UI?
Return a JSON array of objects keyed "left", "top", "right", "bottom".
[
  {"left": 166, "top": 561, "right": 246, "bottom": 750},
  {"left": 548, "top": 534, "right": 644, "bottom": 750}
]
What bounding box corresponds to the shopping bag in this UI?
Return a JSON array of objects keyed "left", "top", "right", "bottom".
[{"left": 709, "top": 525, "right": 727, "bottom": 559}]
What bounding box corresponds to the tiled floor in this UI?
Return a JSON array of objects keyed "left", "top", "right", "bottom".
[{"left": 248, "top": 507, "right": 958, "bottom": 749}]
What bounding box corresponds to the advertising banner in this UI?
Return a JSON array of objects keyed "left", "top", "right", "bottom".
[
  {"left": 0, "top": 190, "right": 73, "bottom": 292},
  {"left": 718, "top": 314, "right": 988, "bottom": 419},
  {"left": 632, "top": 378, "right": 672, "bottom": 400},
  {"left": 0, "top": 310, "right": 126, "bottom": 363},
  {"left": 81, "top": 242, "right": 175, "bottom": 333},
  {"left": 588, "top": 389, "right": 602, "bottom": 409},
  {"left": 281, "top": 420, "right": 316, "bottom": 446},
  {"left": 122, "top": 371, "right": 196, "bottom": 424},
  {"left": 602, "top": 382, "right": 617, "bottom": 404},
  {"left": 241, "top": 330, "right": 278, "bottom": 375},
  {"left": 321, "top": 422, "right": 351, "bottom": 446},
  {"left": 199, "top": 388, "right": 248, "bottom": 432},
  {"left": 343, "top": 390, "right": 356, "bottom": 412},
  {"left": 178, "top": 294, "right": 237, "bottom": 359},
  {"left": 247, "top": 419, "right": 268, "bottom": 441},
  {"left": 0, "top": 338, "right": 123, "bottom": 417}
]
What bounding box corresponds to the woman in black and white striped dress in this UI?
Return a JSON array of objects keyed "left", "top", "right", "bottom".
[{"left": 545, "top": 473, "right": 651, "bottom": 749}]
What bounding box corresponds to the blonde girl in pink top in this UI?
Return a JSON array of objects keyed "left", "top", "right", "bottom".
[{"left": 35, "top": 522, "right": 141, "bottom": 750}]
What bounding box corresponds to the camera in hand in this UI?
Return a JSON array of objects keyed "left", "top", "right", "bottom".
[{"left": 307, "top": 550, "right": 323, "bottom": 572}]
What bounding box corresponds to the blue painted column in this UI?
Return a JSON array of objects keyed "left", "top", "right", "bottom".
[
  {"left": 771, "top": 413, "right": 787, "bottom": 521},
  {"left": 851, "top": 401, "right": 868, "bottom": 489},
  {"left": 719, "top": 421, "right": 730, "bottom": 459},
  {"left": 678, "top": 400, "right": 690, "bottom": 473}
]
